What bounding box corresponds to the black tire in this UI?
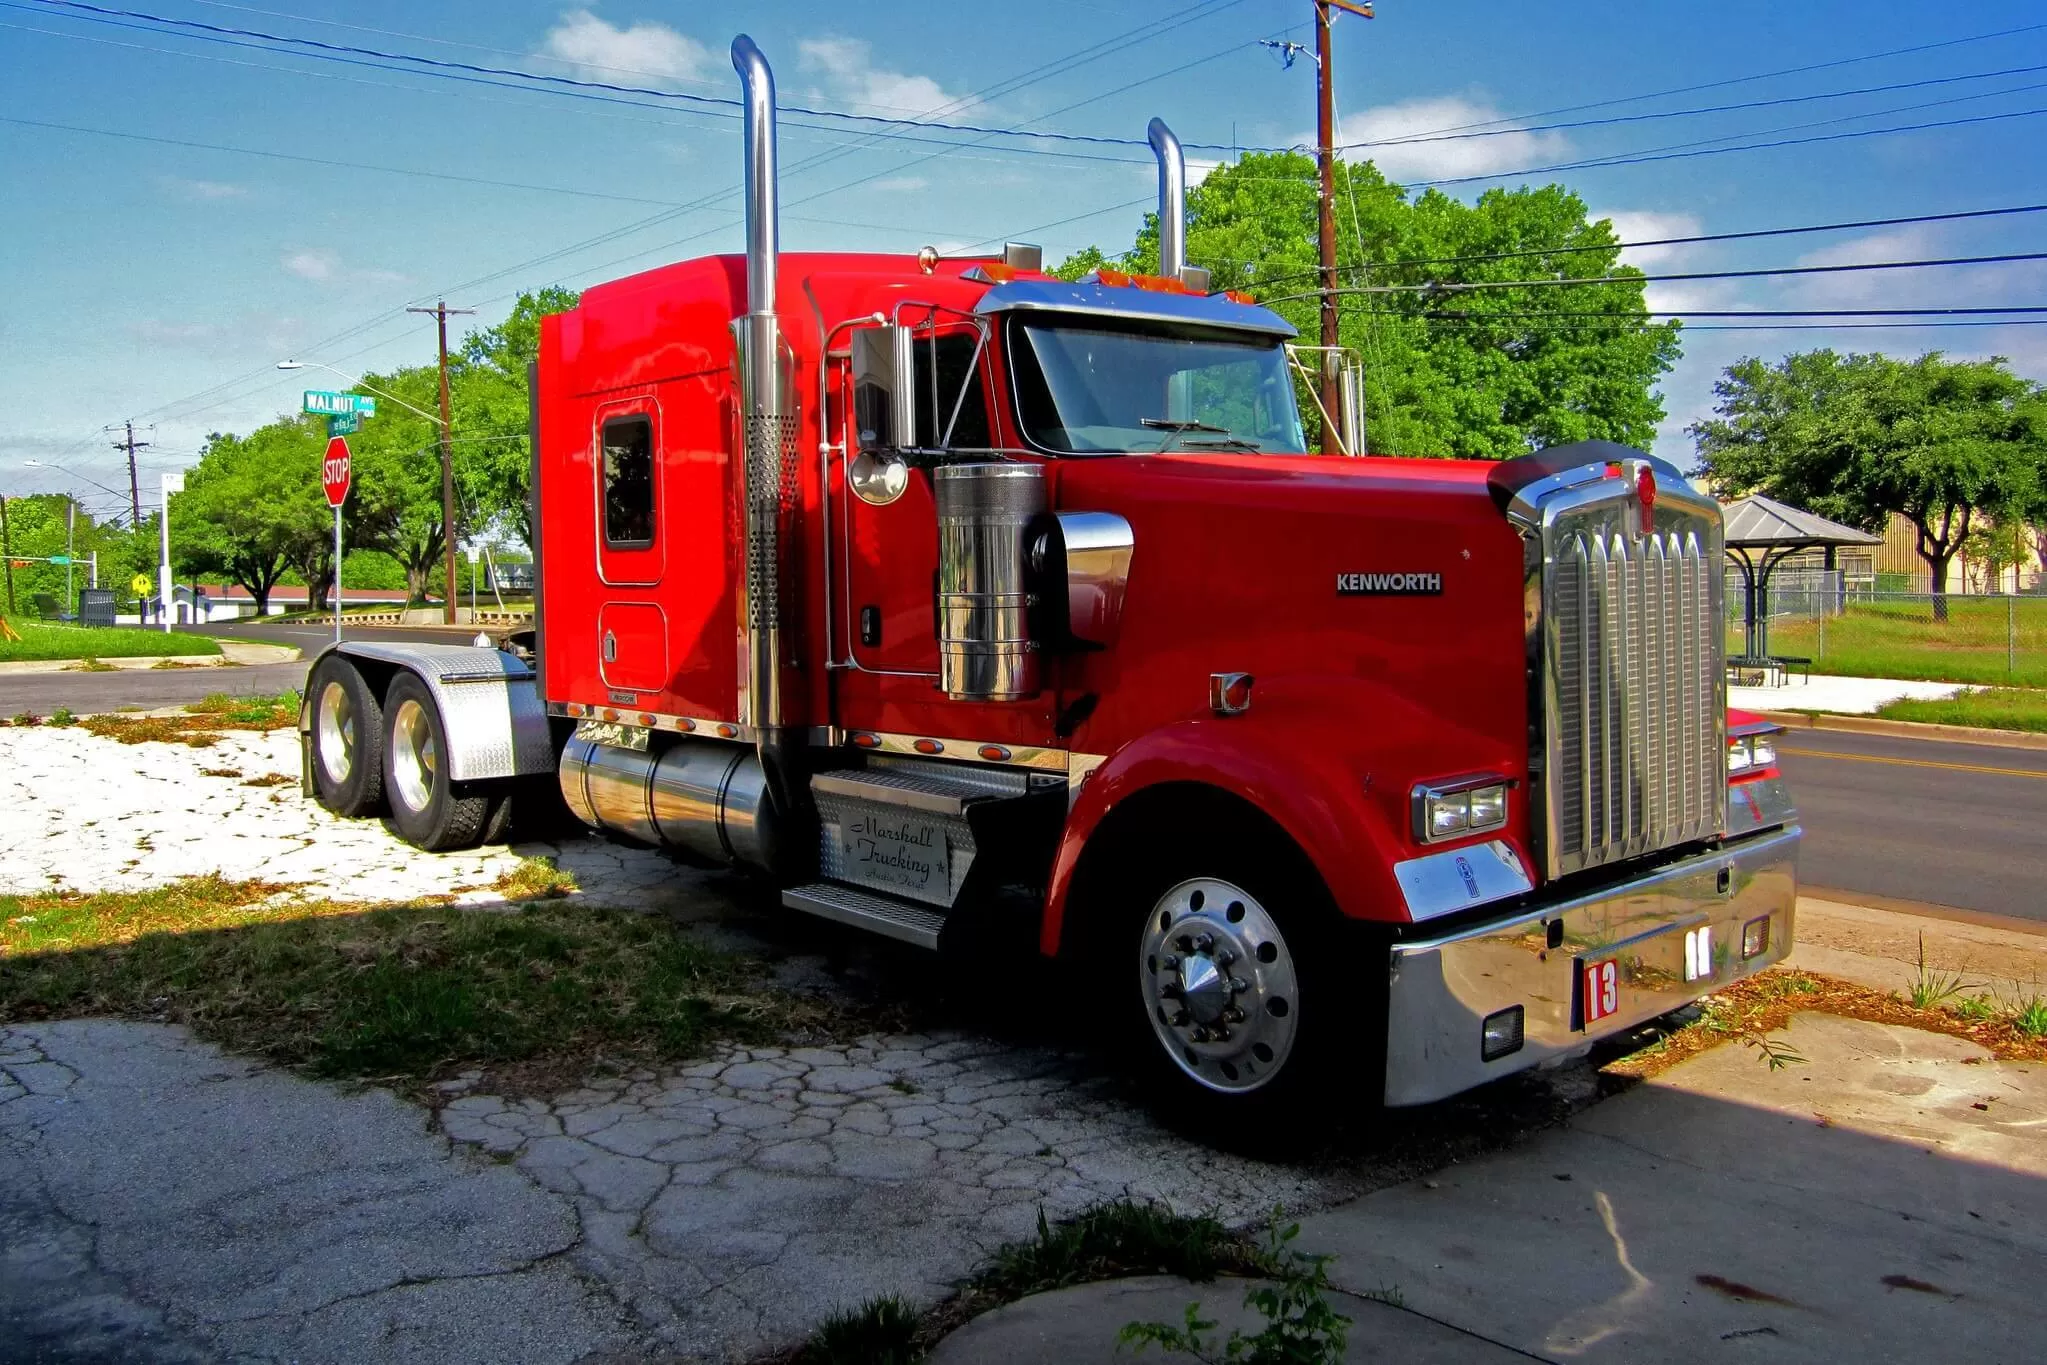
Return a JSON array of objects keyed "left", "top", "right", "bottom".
[
  {"left": 1101, "top": 832, "right": 1380, "bottom": 1146},
  {"left": 380, "top": 671, "right": 492, "bottom": 851},
  {"left": 306, "top": 655, "right": 384, "bottom": 817}
]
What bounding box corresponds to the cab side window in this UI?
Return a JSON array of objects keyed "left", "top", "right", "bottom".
[
  {"left": 914, "top": 333, "right": 992, "bottom": 449},
  {"left": 601, "top": 415, "right": 654, "bottom": 547}
]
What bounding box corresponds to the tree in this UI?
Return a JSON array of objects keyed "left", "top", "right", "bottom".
[
  {"left": 1693, "top": 350, "right": 2047, "bottom": 613},
  {"left": 1055, "top": 152, "right": 1681, "bottom": 458},
  {"left": 458, "top": 287, "right": 580, "bottom": 546},
  {"left": 174, "top": 418, "right": 332, "bottom": 614}
]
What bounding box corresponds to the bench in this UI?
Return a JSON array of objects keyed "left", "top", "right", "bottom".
[
  {"left": 1726, "top": 655, "right": 1784, "bottom": 687},
  {"left": 31, "top": 592, "right": 74, "bottom": 624},
  {"left": 1770, "top": 654, "right": 1812, "bottom": 684}
]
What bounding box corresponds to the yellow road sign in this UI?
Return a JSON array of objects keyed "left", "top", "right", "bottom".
[{"left": 131, "top": 574, "right": 152, "bottom": 595}]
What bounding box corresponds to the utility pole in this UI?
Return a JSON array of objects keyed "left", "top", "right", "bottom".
[
  {"left": 1312, "top": 0, "right": 1372, "bottom": 454},
  {"left": 0, "top": 494, "right": 14, "bottom": 616},
  {"left": 408, "top": 300, "right": 474, "bottom": 624},
  {"left": 108, "top": 421, "right": 152, "bottom": 525}
]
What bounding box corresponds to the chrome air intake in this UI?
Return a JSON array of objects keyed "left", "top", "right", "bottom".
[
  {"left": 560, "top": 734, "right": 782, "bottom": 871},
  {"left": 1147, "top": 117, "right": 1186, "bottom": 279},
  {"left": 934, "top": 462, "right": 1046, "bottom": 701},
  {"left": 731, "top": 34, "right": 791, "bottom": 742}
]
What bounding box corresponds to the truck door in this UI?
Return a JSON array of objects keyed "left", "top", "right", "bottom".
[
  {"left": 837, "top": 326, "right": 994, "bottom": 677},
  {"left": 592, "top": 396, "right": 669, "bottom": 697}
]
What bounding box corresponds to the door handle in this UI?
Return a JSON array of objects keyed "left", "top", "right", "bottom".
[{"left": 603, "top": 630, "right": 618, "bottom": 663}]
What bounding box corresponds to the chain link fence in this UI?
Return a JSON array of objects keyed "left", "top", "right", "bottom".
[{"left": 1725, "top": 569, "right": 2047, "bottom": 687}]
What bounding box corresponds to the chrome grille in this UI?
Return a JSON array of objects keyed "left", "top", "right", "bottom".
[{"left": 1542, "top": 495, "right": 1724, "bottom": 878}]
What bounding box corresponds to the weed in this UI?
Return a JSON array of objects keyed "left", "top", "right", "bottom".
[
  {"left": 1907, "top": 934, "right": 1977, "bottom": 1011},
  {"left": 798, "top": 1296, "right": 922, "bottom": 1365},
  {"left": 2013, "top": 994, "right": 2047, "bottom": 1039},
  {"left": 71, "top": 657, "right": 116, "bottom": 673},
  {"left": 1120, "top": 1212, "right": 1351, "bottom": 1365},
  {"left": 974, "top": 1201, "right": 1257, "bottom": 1301},
  {"left": 9, "top": 711, "right": 39, "bottom": 727},
  {"left": 1742, "top": 1034, "right": 1808, "bottom": 1072},
  {"left": 199, "top": 768, "right": 243, "bottom": 779},
  {"left": 47, "top": 708, "right": 75, "bottom": 726},
  {"left": 150, "top": 658, "right": 204, "bottom": 670},
  {"left": 1953, "top": 994, "right": 2001, "bottom": 1022},
  {"left": 889, "top": 1077, "right": 919, "bottom": 1095},
  {"left": 242, "top": 773, "right": 294, "bottom": 788},
  {"left": 491, "top": 856, "right": 578, "bottom": 901}
]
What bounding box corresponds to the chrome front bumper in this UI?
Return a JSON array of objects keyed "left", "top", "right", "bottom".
[{"left": 1382, "top": 823, "right": 1800, "bottom": 1107}]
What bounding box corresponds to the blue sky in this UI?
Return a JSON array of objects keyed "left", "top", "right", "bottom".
[{"left": 5, "top": 0, "right": 2046, "bottom": 519}]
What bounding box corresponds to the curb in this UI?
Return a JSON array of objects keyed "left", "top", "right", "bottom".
[
  {"left": 0, "top": 654, "right": 232, "bottom": 676},
  {"left": 1753, "top": 709, "right": 2047, "bottom": 752}
]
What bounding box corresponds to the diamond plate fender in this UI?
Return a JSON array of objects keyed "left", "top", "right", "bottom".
[{"left": 308, "top": 642, "right": 554, "bottom": 783}]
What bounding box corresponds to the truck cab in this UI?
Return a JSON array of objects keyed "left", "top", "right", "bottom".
[{"left": 301, "top": 33, "right": 1798, "bottom": 1127}]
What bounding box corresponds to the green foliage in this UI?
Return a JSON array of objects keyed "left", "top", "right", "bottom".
[
  {"left": 799, "top": 1296, "right": 922, "bottom": 1365},
  {"left": 176, "top": 417, "right": 333, "bottom": 612},
  {"left": 0, "top": 494, "right": 155, "bottom": 616},
  {"left": 1119, "top": 1215, "right": 1351, "bottom": 1365},
  {"left": 1693, "top": 350, "right": 2047, "bottom": 593},
  {"left": 1058, "top": 152, "right": 1681, "bottom": 457},
  {"left": 1907, "top": 933, "right": 1978, "bottom": 1011},
  {"left": 2012, "top": 994, "right": 2047, "bottom": 1039}
]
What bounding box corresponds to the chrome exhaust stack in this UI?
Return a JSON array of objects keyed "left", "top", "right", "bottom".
[
  {"left": 1147, "top": 117, "right": 1187, "bottom": 280},
  {"left": 730, "top": 34, "right": 797, "bottom": 819},
  {"left": 731, "top": 34, "right": 787, "bottom": 744}
]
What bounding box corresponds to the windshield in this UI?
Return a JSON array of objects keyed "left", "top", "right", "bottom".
[{"left": 1010, "top": 316, "right": 1306, "bottom": 454}]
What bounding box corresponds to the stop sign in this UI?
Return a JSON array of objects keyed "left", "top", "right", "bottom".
[{"left": 322, "top": 436, "right": 352, "bottom": 507}]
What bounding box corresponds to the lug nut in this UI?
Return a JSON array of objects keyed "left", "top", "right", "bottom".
[
  {"left": 1229, "top": 977, "right": 1249, "bottom": 995},
  {"left": 1222, "top": 1007, "right": 1246, "bottom": 1025},
  {"left": 1216, "top": 949, "right": 1237, "bottom": 967},
  {"left": 1193, "top": 932, "right": 1216, "bottom": 953},
  {"left": 1190, "top": 1026, "right": 1211, "bottom": 1043},
  {"left": 1172, "top": 1011, "right": 1190, "bottom": 1028},
  {"left": 1159, "top": 983, "right": 1183, "bottom": 1000},
  {"left": 1175, "top": 936, "right": 1194, "bottom": 954},
  {"left": 1159, "top": 954, "right": 1180, "bottom": 971}
]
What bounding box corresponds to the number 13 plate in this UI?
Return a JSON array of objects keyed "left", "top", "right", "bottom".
[{"left": 1582, "top": 958, "right": 1620, "bottom": 1026}]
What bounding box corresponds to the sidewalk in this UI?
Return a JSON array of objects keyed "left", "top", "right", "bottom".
[
  {"left": 1731, "top": 673, "right": 1970, "bottom": 715},
  {"left": 1792, "top": 893, "right": 2047, "bottom": 996}
]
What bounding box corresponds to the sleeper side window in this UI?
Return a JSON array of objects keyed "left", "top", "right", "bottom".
[{"left": 601, "top": 415, "right": 654, "bottom": 547}]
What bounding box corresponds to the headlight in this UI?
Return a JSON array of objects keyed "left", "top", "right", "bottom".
[
  {"left": 1726, "top": 736, "right": 1755, "bottom": 773},
  {"left": 1727, "top": 726, "right": 1782, "bottom": 777},
  {"left": 1413, "top": 778, "right": 1510, "bottom": 843}
]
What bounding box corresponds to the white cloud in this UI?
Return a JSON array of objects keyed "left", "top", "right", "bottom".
[
  {"left": 1592, "top": 209, "right": 1702, "bottom": 270},
  {"left": 1788, "top": 226, "right": 2047, "bottom": 315},
  {"left": 281, "top": 250, "right": 408, "bottom": 287},
  {"left": 539, "top": 9, "right": 715, "bottom": 87},
  {"left": 798, "top": 37, "right": 965, "bottom": 117},
  {"left": 1325, "top": 97, "right": 1569, "bottom": 185},
  {"left": 283, "top": 249, "right": 339, "bottom": 281},
  {"left": 159, "top": 176, "right": 248, "bottom": 202}
]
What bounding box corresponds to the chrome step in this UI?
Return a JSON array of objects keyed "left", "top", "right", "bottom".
[
  {"left": 810, "top": 764, "right": 1019, "bottom": 818},
  {"left": 782, "top": 882, "right": 948, "bottom": 950}
]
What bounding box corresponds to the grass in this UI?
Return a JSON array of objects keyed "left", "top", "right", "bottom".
[
  {"left": 0, "top": 874, "right": 797, "bottom": 1093},
  {"left": 1734, "top": 596, "right": 2047, "bottom": 688},
  {"left": 0, "top": 618, "right": 220, "bottom": 663},
  {"left": 798, "top": 1298, "right": 923, "bottom": 1365},
  {"left": 491, "top": 855, "right": 579, "bottom": 901},
  {"left": 1872, "top": 686, "right": 2047, "bottom": 734}
]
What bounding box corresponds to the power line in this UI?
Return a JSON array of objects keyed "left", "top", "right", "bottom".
[
  {"left": 1252, "top": 250, "right": 2047, "bottom": 305},
  {"left": 1399, "top": 306, "right": 2047, "bottom": 318}
]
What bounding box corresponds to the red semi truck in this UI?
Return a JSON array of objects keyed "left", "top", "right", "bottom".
[{"left": 300, "top": 34, "right": 1798, "bottom": 1122}]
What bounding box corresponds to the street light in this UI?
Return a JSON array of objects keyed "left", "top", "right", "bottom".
[{"left": 279, "top": 359, "right": 458, "bottom": 623}]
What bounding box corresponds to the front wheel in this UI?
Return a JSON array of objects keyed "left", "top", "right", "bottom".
[
  {"left": 1114, "top": 848, "right": 1379, "bottom": 1142},
  {"left": 381, "top": 671, "right": 494, "bottom": 851}
]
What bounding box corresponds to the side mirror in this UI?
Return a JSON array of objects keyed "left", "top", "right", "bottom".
[
  {"left": 1338, "top": 359, "right": 1367, "bottom": 457},
  {"left": 851, "top": 324, "right": 922, "bottom": 451}
]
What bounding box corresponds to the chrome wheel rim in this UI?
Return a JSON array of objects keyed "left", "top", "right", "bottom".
[
  {"left": 316, "top": 680, "right": 354, "bottom": 785},
  {"left": 1139, "top": 878, "right": 1300, "bottom": 1095},
  {"left": 389, "top": 698, "right": 436, "bottom": 813}
]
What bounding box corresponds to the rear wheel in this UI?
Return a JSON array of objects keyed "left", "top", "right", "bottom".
[
  {"left": 381, "top": 671, "right": 492, "bottom": 851},
  {"left": 307, "top": 655, "right": 383, "bottom": 816}
]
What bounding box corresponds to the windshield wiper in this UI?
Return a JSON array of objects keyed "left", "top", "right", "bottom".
[
  {"left": 1140, "top": 416, "right": 1232, "bottom": 452},
  {"left": 1181, "top": 437, "right": 1262, "bottom": 451}
]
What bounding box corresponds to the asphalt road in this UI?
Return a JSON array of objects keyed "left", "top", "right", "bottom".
[
  {"left": 0, "top": 620, "right": 487, "bottom": 716},
  {"left": 1777, "top": 728, "right": 2047, "bottom": 925}
]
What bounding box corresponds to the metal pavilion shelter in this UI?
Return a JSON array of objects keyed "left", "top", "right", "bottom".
[{"left": 1721, "top": 493, "right": 1884, "bottom": 661}]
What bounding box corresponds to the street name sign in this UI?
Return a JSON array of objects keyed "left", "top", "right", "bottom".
[
  {"left": 323, "top": 437, "right": 352, "bottom": 508},
  {"left": 327, "top": 411, "right": 360, "bottom": 437},
  {"left": 302, "top": 390, "right": 377, "bottom": 417}
]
